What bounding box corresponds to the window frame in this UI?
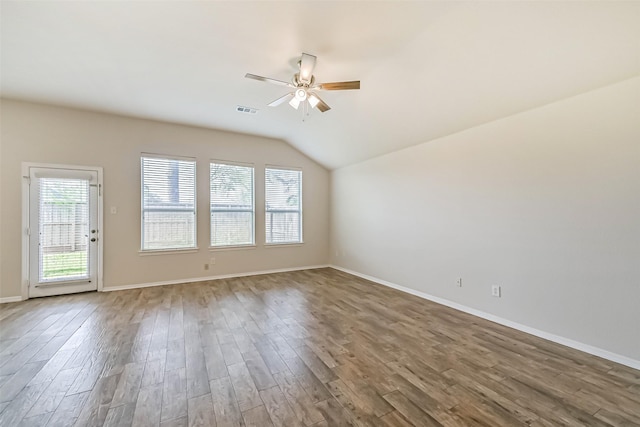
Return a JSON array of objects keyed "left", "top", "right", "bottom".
[
  {"left": 140, "top": 153, "right": 198, "bottom": 253},
  {"left": 265, "top": 165, "right": 303, "bottom": 245},
  {"left": 209, "top": 160, "right": 256, "bottom": 250}
]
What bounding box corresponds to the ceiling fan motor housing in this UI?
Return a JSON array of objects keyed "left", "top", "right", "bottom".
[{"left": 293, "top": 73, "right": 315, "bottom": 88}]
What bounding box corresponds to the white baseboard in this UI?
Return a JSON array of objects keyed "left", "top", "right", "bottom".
[
  {"left": 0, "top": 296, "right": 23, "bottom": 304},
  {"left": 103, "top": 264, "right": 330, "bottom": 292},
  {"left": 329, "top": 264, "right": 640, "bottom": 371}
]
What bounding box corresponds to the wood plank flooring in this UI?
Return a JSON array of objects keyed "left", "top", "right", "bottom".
[{"left": 0, "top": 267, "right": 638, "bottom": 426}]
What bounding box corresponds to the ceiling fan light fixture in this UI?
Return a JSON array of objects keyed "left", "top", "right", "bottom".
[
  {"left": 295, "top": 88, "right": 307, "bottom": 101},
  {"left": 289, "top": 97, "right": 301, "bottom": 109},
  {"left": 308, "top": 93, "right": 320, "bottom": 108}
]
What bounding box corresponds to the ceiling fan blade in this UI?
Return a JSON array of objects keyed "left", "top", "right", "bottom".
[
  {"left": 245, "top": 73, "right": 293, "bottom": 87},
  {"left": 315, "top": 99, "right": 331, "bottom": 113},
  {"left": 268, "top": 93, "right": 294, "bottom": 107},
  {"left": 316, "top": 80, "right": 360, "bottom": 91},
  {"left": 298, "top": 53, "right": 317, "bottom": 83},
  {"left": 309, "top": 93, "right": 331, "bottom": 112}
]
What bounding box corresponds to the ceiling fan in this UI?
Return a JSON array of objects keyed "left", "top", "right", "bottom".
[{"left": 245, "top": 53, "right": 360, "bottom": 115}]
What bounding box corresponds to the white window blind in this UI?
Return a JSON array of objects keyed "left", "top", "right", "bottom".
[
  {"left": 39, "top": 178, "right": 90, "bottom": 282},
  {"left": 210, "top": 162, "right": 254, "bottom": 247},
  {"left": 141, "top": 156, "right": 196, "bottom": 251},
  {"left": 265, "top": 167, "right": 302, "bottom": 244}
]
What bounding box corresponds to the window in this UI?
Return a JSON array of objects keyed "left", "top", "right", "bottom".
[
  {"left": 265, "top": 167, "right": 302, "bottom": 244},
  {"left": 141, "top": 155, "right": 196, "bottom": 251},
  {"left": 38, "top": 177, "right": 90, "bottom": 281},
  {"left": 210, "top": 162, "right": 255, "bottom": 247}
]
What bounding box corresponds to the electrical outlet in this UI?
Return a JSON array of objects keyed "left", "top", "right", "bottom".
[
  {"left": 204, "top": 263, "right": 209, "bottom": 270},
  {"left": 456, "top": 278, "right": 462, "bottom": 287},
  {"left": 491, "top": 285, "right": 501, "bottom": 297}
]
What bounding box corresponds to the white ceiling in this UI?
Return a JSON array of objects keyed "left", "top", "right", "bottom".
[{"left": 2, "top": 1, "right": 639, "bottom": 169}]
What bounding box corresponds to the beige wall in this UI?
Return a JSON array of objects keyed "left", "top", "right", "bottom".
[
  {"left": 0, "top": 100, "right": 330, "bottom": 298},
  {"left": 331, "top": 77, "right": 640, "bottom": 361}
]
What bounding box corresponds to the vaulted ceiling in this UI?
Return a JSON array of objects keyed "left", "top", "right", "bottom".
[{"left": 2, "top": 1, "right": 639, "bottom": 169}]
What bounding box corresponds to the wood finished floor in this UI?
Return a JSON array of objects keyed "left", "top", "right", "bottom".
[{"left": 0, "top": 268, "right": 638, "bottom": 427}]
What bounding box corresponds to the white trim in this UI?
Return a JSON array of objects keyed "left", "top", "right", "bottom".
[
  {"left": 141, "top": 152, "right": 196, "bottom": 162},
  {"left": 102, "top": 264, "right": 330, "bottom": 292},
  {"left": 21, "top": 172, "right": 30, "bottom": 301},
  {"left": 21, "top": 162, "right": 104, "bottom": 300},
  {"left": 138, "top": 248, "right": 200, "bottom": 256},
  {"left": 0, "top": 296, "right": 23, "bottom": 304},
  {"left": 264, "top": 164, "right": 302, "bottom": 172},
  {"left": 209, "top": 244, "right": 257, "bottom": 252},
  {"left": 210, "top": 158, "right": 255, "bottom": 169},
  {"left": 329, "top": 265, "right": 640, "bottom": 371},
  {"left": 96, "top": 167, "right": 104, "bottom": 293}
]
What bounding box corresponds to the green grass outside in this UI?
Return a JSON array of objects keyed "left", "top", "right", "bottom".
[{"left": 42, "top": 251, "right": 88, "bottom": 278}]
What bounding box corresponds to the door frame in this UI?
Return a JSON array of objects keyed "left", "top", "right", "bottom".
[{"left": 21, "top": 162, "right": 104, "bottom": 300}]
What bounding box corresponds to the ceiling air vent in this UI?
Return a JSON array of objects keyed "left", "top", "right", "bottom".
[{"left": 236, "top": 105, "right": 258, "bottom": 114}]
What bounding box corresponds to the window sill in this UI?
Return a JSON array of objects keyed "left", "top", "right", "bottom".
[
  {"left": 139, "top": 248, "right": 199, "bottom": 256},
  {"left": 264, "top": 242, "right": 304, "bottom": 248},
  {"left": 209, "top": 244, "right": 257, "bottom": 252}
]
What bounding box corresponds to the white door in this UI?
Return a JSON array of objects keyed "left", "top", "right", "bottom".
[{"left": 28, "top": 167, "right": 100, "bottom": 298}]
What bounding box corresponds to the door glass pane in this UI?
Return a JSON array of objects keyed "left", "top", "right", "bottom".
[{"left": 39, "top": 178, "right": 90, "bottom": 282}]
